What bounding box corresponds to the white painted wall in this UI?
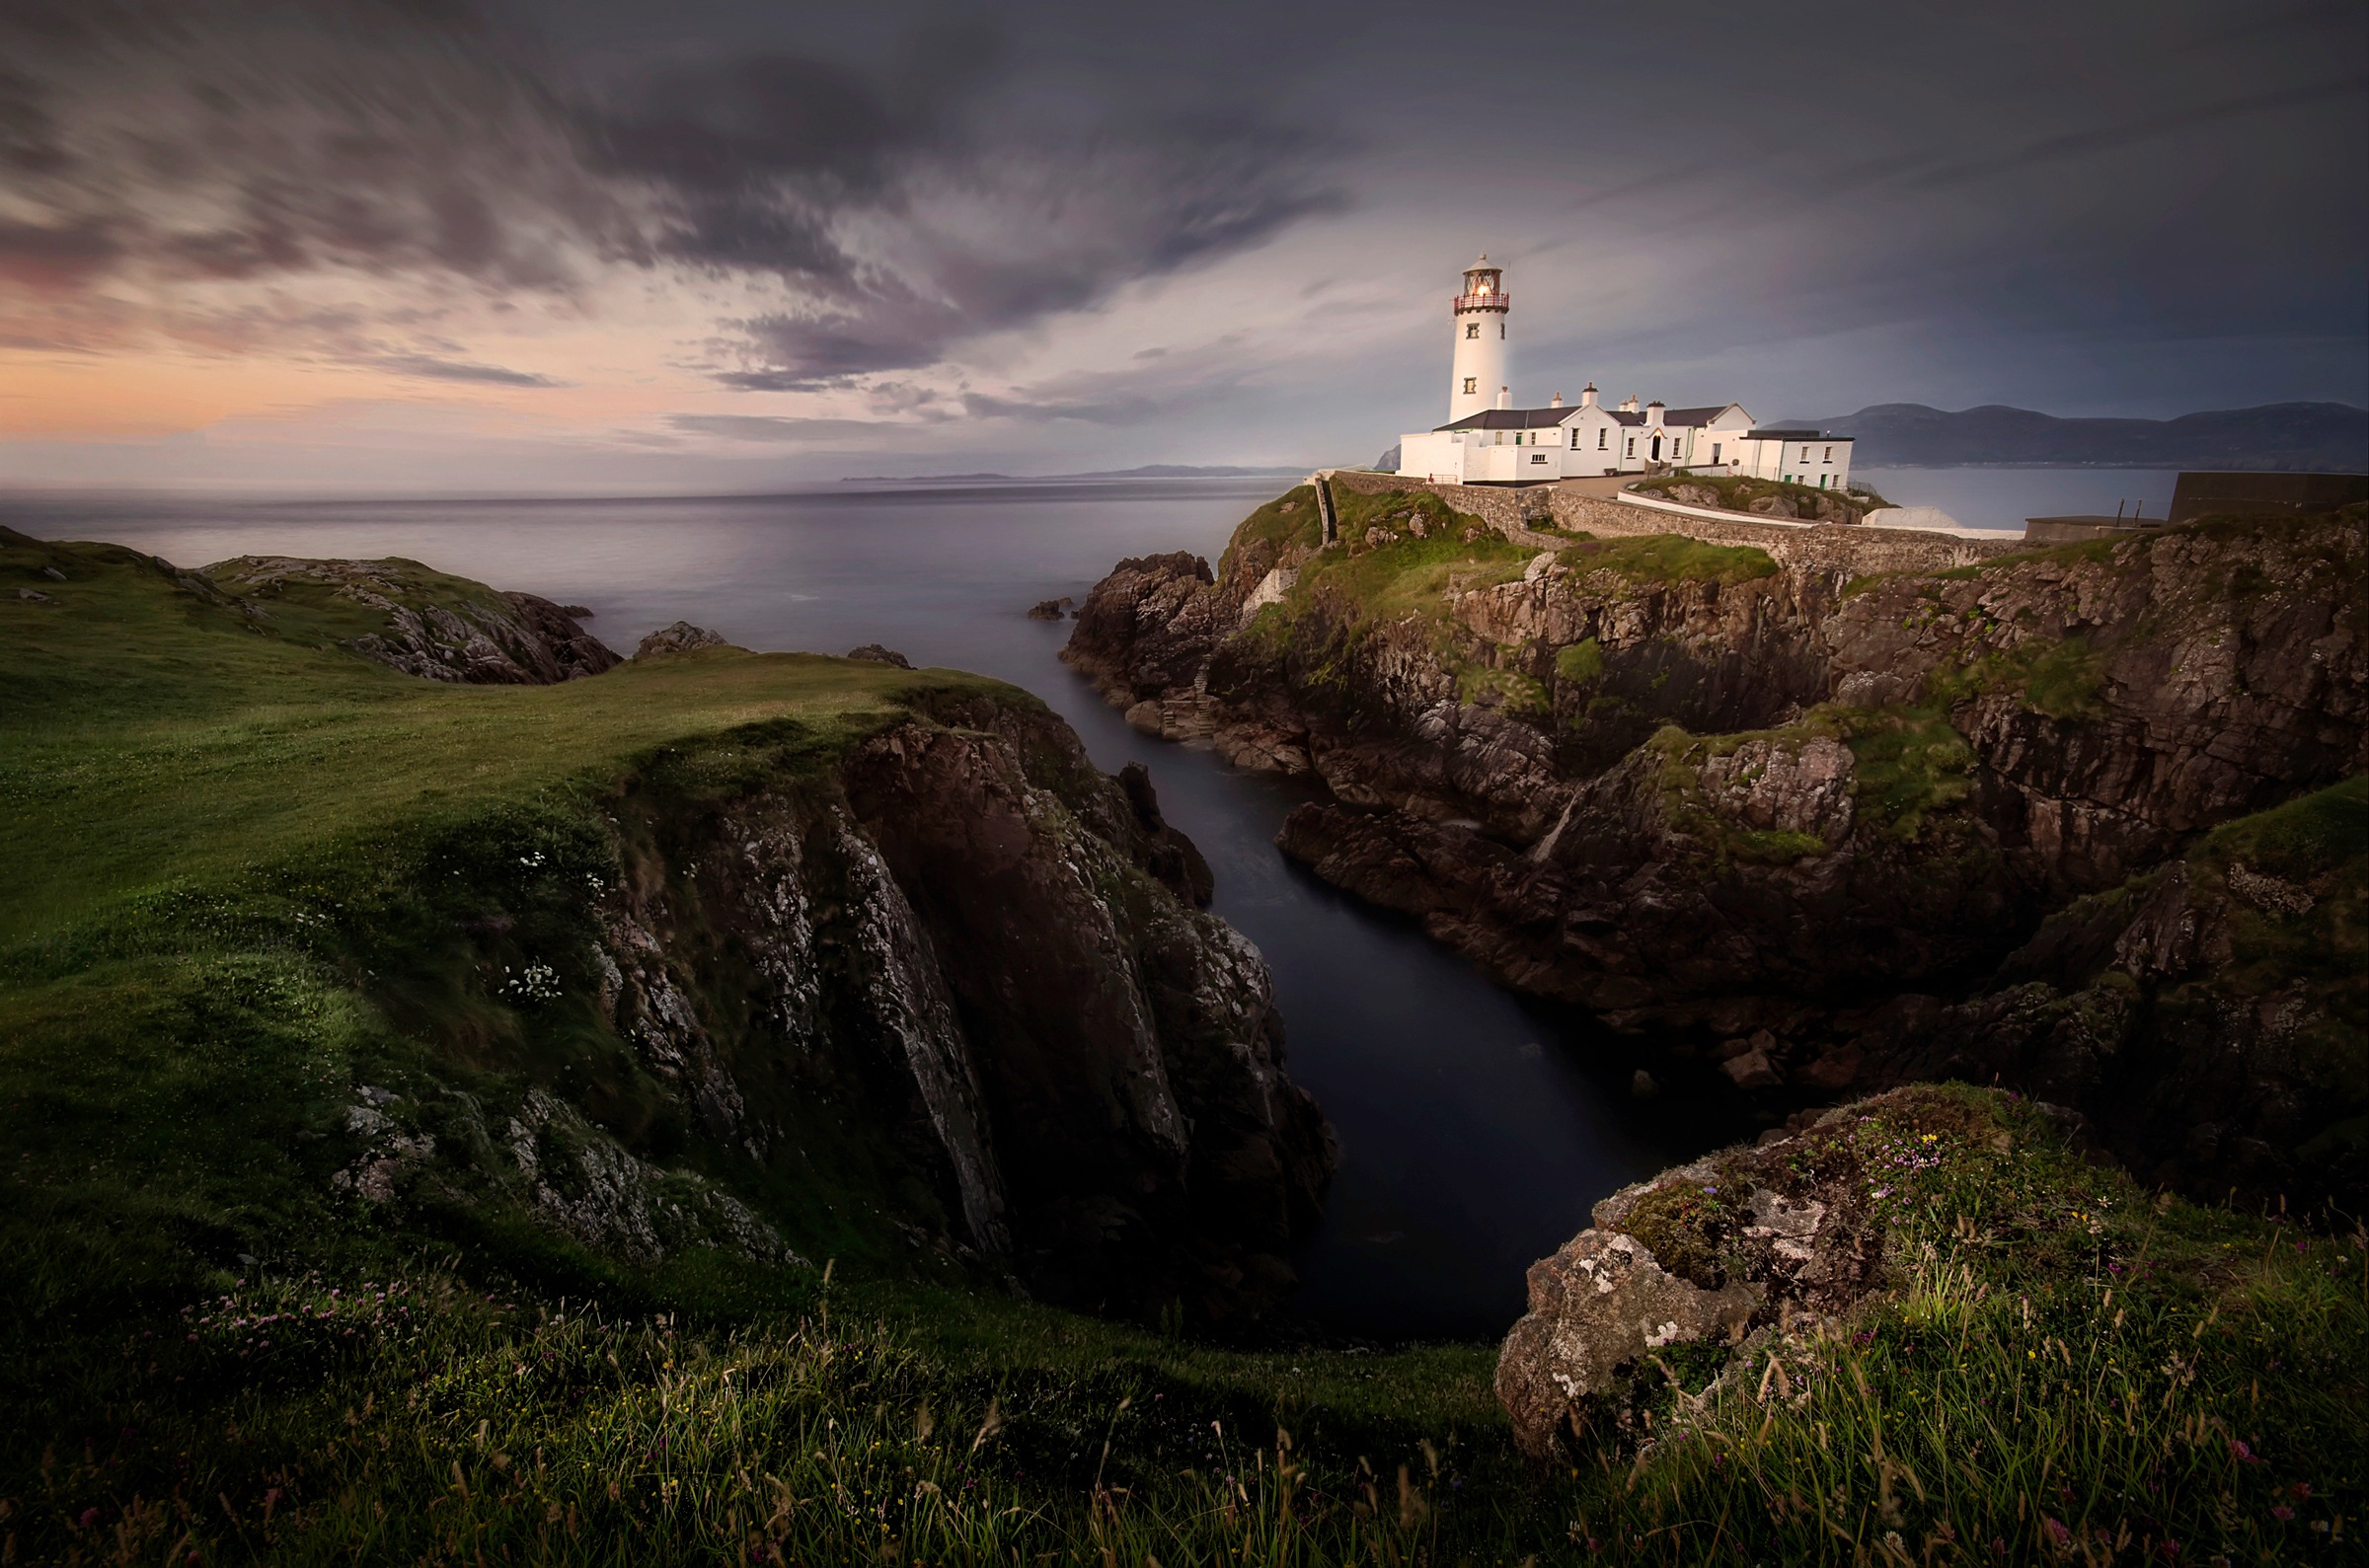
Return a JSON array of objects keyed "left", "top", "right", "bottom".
[{"left": 1448, "top": 309, "right": 1507, "bottom": 423}]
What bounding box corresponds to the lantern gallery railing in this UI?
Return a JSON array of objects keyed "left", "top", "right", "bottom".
[{"left": 1452, "top": 291, "right": 1510, "bottom": 312}]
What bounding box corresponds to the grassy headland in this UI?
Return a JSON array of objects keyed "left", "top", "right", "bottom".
[{"left": 3, "top": 525, "right": 2362, "bottom": 1563}]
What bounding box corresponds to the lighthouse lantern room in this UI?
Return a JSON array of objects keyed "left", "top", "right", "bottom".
[{"left": 1447, "top": 255, "right": 1509, "bottom": 423}]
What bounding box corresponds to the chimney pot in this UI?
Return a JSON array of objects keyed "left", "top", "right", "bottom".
[{"left": 1551, "top": 392, "right": 1564, "bottom": 408}]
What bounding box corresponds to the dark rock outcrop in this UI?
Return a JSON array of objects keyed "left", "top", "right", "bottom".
[
  {"left": 1066, "top": 493, "right": 2367, "bottom": 1210},
  {"left": 847, "top": 643, "right": 914, "bottom": 668},
  {"left": 1495, "top": 1084, "right": 1970, "bottom": 1462},
  {"left": 571, "top": 692, "right": 1332, "bottom": 1318},
  {"left": 210, "top": 556, "right": 619, "bottom": 683},
  {"left": 637, "top": 621, "right": 729, "bottom": 657}
]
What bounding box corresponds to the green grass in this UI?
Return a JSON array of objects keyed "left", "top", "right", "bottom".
[
  {"left": 1914, "top": 627, "right": 2108, "bottom": 723},
  {"left": 1557, "top": 531, "right": 1779, "bottom": 586},
  {"left": 1555, "top": 636, "right": 1606, "bottom": 684},
  {"left": 2, "top": 529, "right": 986, "bottom": 948},
  {"left": 206, "top": 554, "right": 535, "bottom": 646},
  {"left": 1631, "top": 473, "right": 1891, "bottom": 516},
  {"left": 4, "top": 1086, "right": 2359, "bottom": 1565},
  {"left": 1215, "top": 485, "right": 1327, "bottom": 582},
  {"left": 1642, "top": 701, "right": 1987, "bottom": 858},
  {"left": 2187, "top": 778, "right": 2369, "bottom": 1106},
  {"left": 6, "top": 524, "right": 2364, "bottom": 1563},
  {"left": 1844, "top": 707, "right": 1978, "bottom": 839}
]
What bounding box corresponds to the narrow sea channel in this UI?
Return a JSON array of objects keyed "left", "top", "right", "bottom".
[{"left": 14, "top": 471, "right": 2121, "bottom": 1338}]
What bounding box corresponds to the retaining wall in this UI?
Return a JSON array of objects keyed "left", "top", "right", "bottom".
[{"left": 1323, "top": 469, "right": 2019, "bottom": 574}]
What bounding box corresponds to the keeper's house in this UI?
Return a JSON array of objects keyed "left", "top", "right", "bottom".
[{"left": 1393, "top": 258, "right": 1854, "bottom": 489}]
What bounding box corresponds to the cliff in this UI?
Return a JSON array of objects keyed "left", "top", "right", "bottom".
[
  {"left": 1063, "top": 487, "right": 2367, "bottom": 1211},
  {"left": 0, "top": 526, "right": 1330, "bottom": 1326}
]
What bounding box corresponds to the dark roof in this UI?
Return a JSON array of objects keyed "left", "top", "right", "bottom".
[
  {"left": 1747, "top": 428, "right": 1848, "bottom": 441},
  {"left": 1435, "top": 407, "right": 1577, "bottom": 431},
  {"left": 1608, "top": 410, "right": 1643, "bottom": 425},
  {"left": 1662, "top": 404, "right": 1742, "bottom": 426}
]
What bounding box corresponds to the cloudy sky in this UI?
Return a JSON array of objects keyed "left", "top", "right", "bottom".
[{"left": 2, "top": 0, "right": 2362, "bottom": 491}]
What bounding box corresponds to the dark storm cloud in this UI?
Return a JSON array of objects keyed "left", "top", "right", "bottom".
[
  {"left": 3, "top": 0, "right": 2359, "bottom": 421},
  {"left": 0, "top": 0, "right": 1344, "bottom": 382}
]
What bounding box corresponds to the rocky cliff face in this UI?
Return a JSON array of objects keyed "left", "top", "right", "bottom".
[
  {"left": 1064, "top": 489, "right": 2366, "bottom": 1210},
  {"left": 410, "top": 685, "right": 1333, "bottom": 1320}
]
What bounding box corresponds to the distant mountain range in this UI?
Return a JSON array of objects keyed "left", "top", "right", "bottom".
[
  {"left": 1798, "top": 402, "right": 2368, "bottom": 471},
  {"left": 841, "top": 464, "right": 1308, "bottom": 483}
]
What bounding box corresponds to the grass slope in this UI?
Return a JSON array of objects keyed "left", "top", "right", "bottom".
[{"left": 4, "top": 527, "right": 2362, "bottom": 1563}]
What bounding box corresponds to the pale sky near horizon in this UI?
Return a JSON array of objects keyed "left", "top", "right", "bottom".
[{"left": 2, "top": 0, "right": 2363, "bottom": 493}]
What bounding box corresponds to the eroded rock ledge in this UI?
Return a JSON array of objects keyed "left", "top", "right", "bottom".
[{"left": 1064, "top": 486, "right": 2367, "bottom": 1210}]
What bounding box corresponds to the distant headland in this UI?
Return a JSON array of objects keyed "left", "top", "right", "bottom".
[
  {"left": 1796, "top": 400, "right": 2368, "bottom": 471},
  {"left": 839, "top": 464, "right": 1310, "bottom": 484}
]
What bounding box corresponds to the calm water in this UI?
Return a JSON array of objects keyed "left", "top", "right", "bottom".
[
  {"left": 1860, "top": 467, "right": 2180, "bottom": 532},
  {"left": 0, "top": 467, "right": 2158, "bottom": 1337}
]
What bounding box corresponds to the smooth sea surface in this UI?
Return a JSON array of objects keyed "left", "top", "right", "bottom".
[{"left": 1, "top": 466, "right": 2149, "bottom": 1338}]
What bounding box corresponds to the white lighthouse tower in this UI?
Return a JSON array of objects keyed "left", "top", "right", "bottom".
[{"left": 1446, "top": 255, "right": 1509, "bottom": 423}]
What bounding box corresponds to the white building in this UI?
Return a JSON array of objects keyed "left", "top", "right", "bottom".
[{"left": 1394, "top": 259, "right": 1854, "bottom": 489}]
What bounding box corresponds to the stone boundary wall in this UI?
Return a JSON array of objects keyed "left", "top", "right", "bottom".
[
  {"left": 1322, "top": 468, "right": 2019, "bottom": 575},
  {"left": 1550, "top": 491, "right": 2022, "bottom": 574}
]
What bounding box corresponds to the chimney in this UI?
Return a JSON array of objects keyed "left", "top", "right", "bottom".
[
  {"left": 1550, "top": 392, "right": 1564, "bottom": 409},
  {"left": 1495, "top": 386, "right": 1512, "bottom": 410},
  {"left": 1621, "top": 394, "right": 1639, "bottom": 412},
  {"left": 1646, "top": 400, "right": 1665, "bottom": 424},
  {"left": 1580, "top": 383, "right": 1598, "bottom": 409}
]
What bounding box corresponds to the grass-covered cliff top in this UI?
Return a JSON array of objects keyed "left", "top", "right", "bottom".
[
  {"left": 1226, "top": 485, "right": 1779, "bottom": 635},
  {"left": 2, "top": 527, "right": 999, "bottom": 947}
]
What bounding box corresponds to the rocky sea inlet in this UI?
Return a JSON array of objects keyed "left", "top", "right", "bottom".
[{"left": 2, "top": 467, "right": 2179, "bottom": 1341}]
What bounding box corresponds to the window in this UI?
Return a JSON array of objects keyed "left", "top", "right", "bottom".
[
  {"left": 1711, "top": 442, "right": 1720, "bottom": 463},
  {"left": 1466, "top": 322, "right": 1480, "bottom": 339},
  {"left": 1570, "top": 428, "right": 1580, "bottom": 449},
  {"left": 1823, "top": 445, "right": 1833, "bottom": 462},
  {"left": 1514, "top": 431, "right": 1522, "bottom": 445},
  {"left": 1463, "top": 377, "right": 1477, "bottom": 395},
  {"left": 1498, "top": 323, "right": 1505, "bottom": 339},
  {"left": 1626, "top": 437, "right": 1635, "bottom": 457},
  {"left": 1532, "top": 452, "right": 1549, "bottom": 464},
  {"left": 1598, "top": 429, "right": 1608, "bottom": 450}
]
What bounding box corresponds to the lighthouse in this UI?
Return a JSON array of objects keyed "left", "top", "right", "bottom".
[{"left": 1446, "top": 255, "right": 1508, "bottom": 423}]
